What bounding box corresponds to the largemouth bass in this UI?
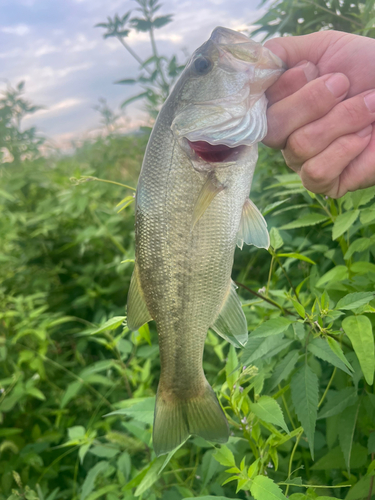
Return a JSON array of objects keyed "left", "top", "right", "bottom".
[{"left": 127, "top": 27, "right": 284, "bottom": 456}]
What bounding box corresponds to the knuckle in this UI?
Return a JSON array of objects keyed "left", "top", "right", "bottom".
[
  {"left": 287, "top": 128, "right": 314, "bottom": 159},
  {"left": 339, "top": 99, "right": 364, "bottom": 125},
  {"left": 304, "top": 83, "right": 329, "bottom": 115},
  {"left": 302, "top": 159, "right": 327, "bottom": 185}
]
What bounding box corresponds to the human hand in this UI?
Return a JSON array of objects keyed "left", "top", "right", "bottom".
[{"left": 263, "top": 31, "right": 375, "bottom": 198}]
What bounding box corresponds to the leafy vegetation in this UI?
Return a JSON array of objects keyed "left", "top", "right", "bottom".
[{"left": 1, "top": 0, "right": 375, "bottom": 499}]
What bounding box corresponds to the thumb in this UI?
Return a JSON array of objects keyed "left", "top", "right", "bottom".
[{"left": 264, "top": 32, "right": 335, "bottom": 68}]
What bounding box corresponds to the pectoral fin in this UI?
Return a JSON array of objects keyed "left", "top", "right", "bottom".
[
  {"left": 127, "top": 265, "right": 152, "bottom": 331},
  {"left": 192, "top": 174, "right": 224, "bottom": 229},
  {"left": 211, "top": 282, "right": 248, "bottom": 348},
  {"left": 237, "top": 198, "right": 269, "bottom": 250}
]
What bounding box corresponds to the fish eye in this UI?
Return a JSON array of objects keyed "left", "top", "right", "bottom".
[{"left": 194, "top": 56, "right": 212, "bottom": 75}]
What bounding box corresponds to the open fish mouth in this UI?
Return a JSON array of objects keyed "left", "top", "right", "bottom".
[{"left": 187, "top": 140, "right": 245, "bottom": 163}]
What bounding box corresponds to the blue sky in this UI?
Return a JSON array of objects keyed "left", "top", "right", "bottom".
[{"left": 0, "top": 0, "right": 262, "bottom": 147}]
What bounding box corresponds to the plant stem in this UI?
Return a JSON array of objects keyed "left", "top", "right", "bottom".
[
  {"left": 73, "top": 176, "right": 136, "bottom": 191},
  {"left": 285, "top": 431, "right": 303, "bottom": 496},
  {"left": 274, "top": 255, "right": 301, "bottom": 303},
  {"left": 303, "top": 0, "right": 363, "bottom": 27},
  {"left": 90, "top": 208, "right": 128, "bottom": 255},
  {"left": 149, "top": 26, "right": 169, "bottom": 91},
  {"left": 279, "top": 384, "right": 296, "bottom": 430},
  {"left": 318, "top": 367, "right": 337, "bottom": 408},
  {"left": 368, "top": 453, "right": 374, "bottom": 500},
  {"left": 235, "top": 281, "right": 296, "bottom": 317},
  {"left": 266, "top": 255, "right": 275, "bottom": 295},
  {"left": 117, "top": 36, "right": 154, "bottom": 75}
]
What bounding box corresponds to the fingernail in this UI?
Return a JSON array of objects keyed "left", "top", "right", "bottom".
[
  {"left": 302, "top": 62, "right": 318, "bottom": 82},
  {"left": 357, "top": 125, "right": 372, "bottom": 137},
  {"left": 364, "top": 91, "right": 375, "bottom": 112},
  {"left": 324, "top": 73, "right": 349, "bottom": 98}
]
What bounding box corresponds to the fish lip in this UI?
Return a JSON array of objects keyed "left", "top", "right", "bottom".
[{"left": 186, "top": 139, "right": 245, "bottom": 164}]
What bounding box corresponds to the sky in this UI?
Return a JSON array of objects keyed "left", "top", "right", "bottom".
[{"left": 0, "top": 0, "right": 264, "bottom": 148}]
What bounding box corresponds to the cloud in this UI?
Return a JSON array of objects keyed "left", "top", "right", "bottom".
[
  {"left": 1, "top": 24, "right": 30, "bottom": 36},
  {"left": 24, "top": 98, "right": 85, "bottom": 120}
]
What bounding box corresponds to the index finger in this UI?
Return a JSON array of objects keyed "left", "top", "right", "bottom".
[{"left": 266, "top": 61, "right": 319, "bottom": 105}]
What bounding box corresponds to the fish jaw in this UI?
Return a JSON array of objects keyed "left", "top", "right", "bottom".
[{"left": 170, "top": 27, "right": 284, "bottom": 148}]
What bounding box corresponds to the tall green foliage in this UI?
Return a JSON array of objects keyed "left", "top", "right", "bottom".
[{"left": 1, "top": 1, "right": 375, "bottom": 499}]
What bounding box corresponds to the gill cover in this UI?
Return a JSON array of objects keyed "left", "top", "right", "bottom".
[{"left": 171, "top": 27, "right": 284, "bottom": 148}]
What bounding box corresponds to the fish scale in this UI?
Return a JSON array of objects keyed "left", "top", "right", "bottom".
[{"left": 127, "top": 26, "right": 284, "bottom": 455}]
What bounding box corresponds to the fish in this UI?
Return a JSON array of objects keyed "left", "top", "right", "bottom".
[{"left": 126, "top": 26, "right": 284, "bottom": 456}]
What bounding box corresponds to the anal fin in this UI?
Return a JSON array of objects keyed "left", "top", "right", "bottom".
[
  {"left": 211, "top": 281, "right": 248, "bottom": 347},
  {"left": 127, "top": 265, "right": 152, "bottom": 331},
  {"left": 192, "top": 174, "right": 224, "bottom": 229},
  {"left": 237, "top": 198, "right": 269, "bottom": 250}
]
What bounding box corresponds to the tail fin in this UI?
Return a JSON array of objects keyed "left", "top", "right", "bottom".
[{"left": 153, "top": 382, "right": 229, "bottom": 456}]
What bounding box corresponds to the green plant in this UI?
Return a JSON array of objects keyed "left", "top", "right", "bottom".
[
  {"left": 2, "top": 0, "right": 375, "bottom": 498},
  {"left": 95, "top": 0, "right": 185, "bottom": 118}
]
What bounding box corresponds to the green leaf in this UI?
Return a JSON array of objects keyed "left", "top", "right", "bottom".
[
  {"left": 368, "top": 433, "right": 375, "bottom": 454},
  {"left": 250, "top": 396, "right": 289, "bottom": 433},
  {"left": 311, "top": 443, "right": 367, "bottom": 471},
  {"left": 85, "top": 485, "right": 119, "bottom": 500},
  {"left": 351, "top": 261, "right": 375, "bottom": 274},
  {"left": 241, "top": 335, "right": 292, "bottom": 366},
  {"left": 134, "top": 457, "right": 164, "bottom": 496},
  {"left": 265, "top": 350, "right": 299, "bottom": 392},
  {"left": 250, "top": 318, "right": 294, "bottom": 338},
  {"left": 89, "top": 445, "right": 119, "bottom": 458},
  {"left": 326, "top": 337, "right": 354, "bottom": 372},
  {"left": 152, "top": 15, "right": 173, "bottom": 28},
  {"left": 280, "top": 213, "right": 329, "bottom": 230},
  {"left": 26, "top": 387, "right": 46, "bottom": 400},
  {"left": 332, "top": 210, "right": 359, "bottom": 240},
  {"left": 291, "top": 364, "right": 319, "bottom": 458},
  {"left": 318, "top": 388, "right": 358, "bottom": 419},
  {"left": 68, "top": 426, "right": 86, "bottom": 440},
  {"left": 316, "top": 266, "right": 348, "bottom": 288},
  {"left": 120, "top": 92, "right": 149, "bottom": 109},
  {"left": 90, "top": 316, "right": 126, "bottom": 335},
  {"left": 105, "top": 397, "right": 155, "bottom": 424},
  {"left": 342, "top": 315, "right": 375, "bottom": 384},
  {"left": 199, "top": 450, "right": 219, "bottom": 488},
  {"left": 114, "top": 79, "right": 137, "bottom": 85},
  {"left": 138, "top": 323, "right": 151, "bottom": 345},
  {"left": 307, "top": 337, "right": 352, "bottom": 375},
  {"left": 117, "top": 451, "right": 131, "bottom": 480},
  {"left": 277, "top": 253, "right": 316, "bottom": 264},
  {"left": 339, "top": 400, "right": 361, "bottom": 473},
  {"left": 291, "top": 299, "right": 305, "bottom": 318},
  {"left": 360, "top": 205, "right": 375, "bottom": 225},
  {"left": 60, "top": 381, "right": 82, "bottom": 409},
  {"left": 79, "top": 443, "right": 91, "bottom": 464},
  {"left": 185, "top": 497, "right": 238, "bottom": 500},
  {"left": 270, "top": 227, "right": 283, "bottom": 250},
  {"left": 351, "top": 186, "right": 375, "bottom": 208},
  {"left": 263, "top": 199, "right": 289, "bottom": 216},
  {"left": 226, "top": 345, "right": 239, "bottom": 390},
  {"left": 159, "top": 437, "right": 189, "bottom": 474},
  {"left": 250, "top": 475, "right": 287, "bottom": 500},
  {"left": 80, "top": 461, "right": 110, "bottom": 500},
  {"left": 344, "top": 237, "right": 374, "bottom": 259},
  {"left": 213, "top": 445, "right": 236, "bottom": 467},
  {"left": 336, "top": 292, "right": 374, "bottom": 311}
]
